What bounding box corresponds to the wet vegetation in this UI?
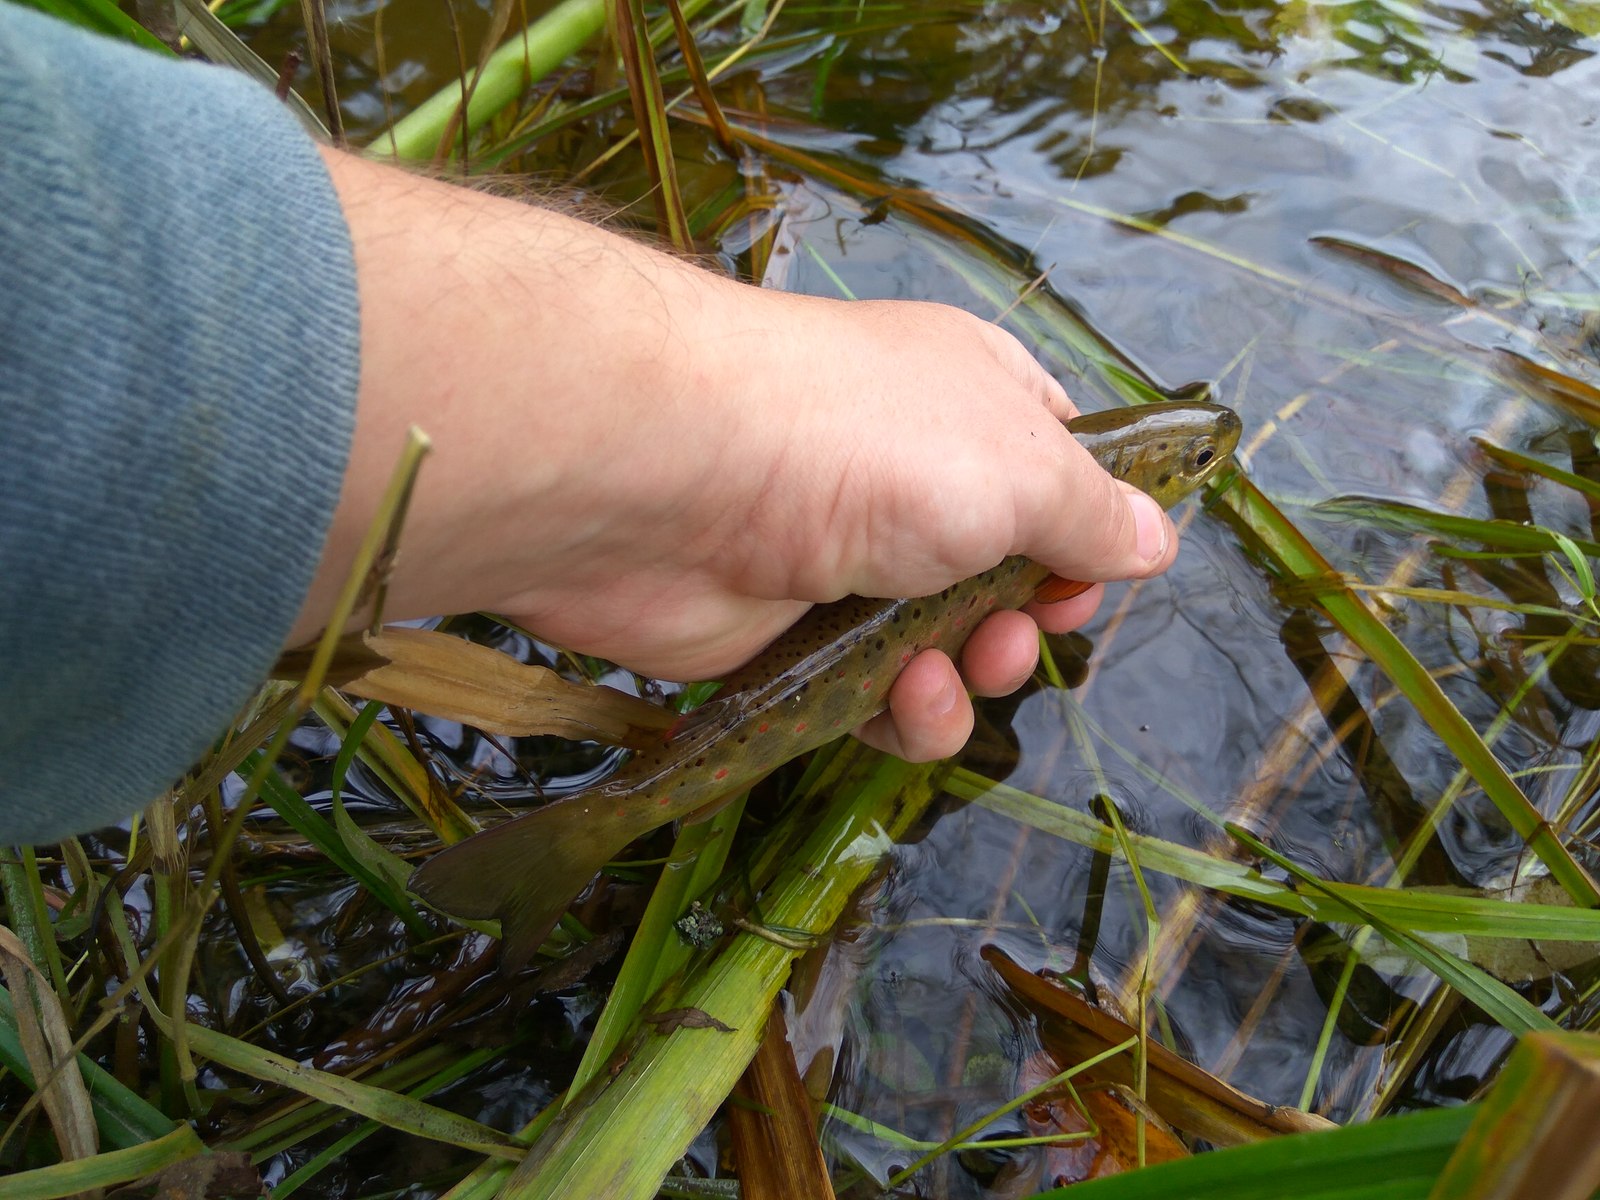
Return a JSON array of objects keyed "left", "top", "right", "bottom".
[{"left": 6, "top": 1, "right": 1600, "bottom": 1197}]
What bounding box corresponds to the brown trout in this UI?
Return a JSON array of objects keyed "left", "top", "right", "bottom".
[{"left": 409, "top": 401, "right": 1241, "bottom": 967}]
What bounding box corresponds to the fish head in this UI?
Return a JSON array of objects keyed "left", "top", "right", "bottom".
[{"left": 1068, "top": 401, "right": 1242, "bottom": 509}]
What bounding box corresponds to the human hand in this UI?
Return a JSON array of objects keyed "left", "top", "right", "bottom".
[{"left": 294, "top": 151, "right": 1178, "bottom": 760}]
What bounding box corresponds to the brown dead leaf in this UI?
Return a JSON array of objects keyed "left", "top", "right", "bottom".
[
  {"left": 983, "top": 946, "right": 1335, "bottom": 1147},
  {"left": 1017, "top": 1053, "right": 1188, "bottom": 1187},
  {"left": 729, "top": 1006, "right": 835, "bottom": 1200},
  {"left": 273, "top": 627, "right": 677, "bottom": 746},
  {"left": 0, "top": 925, "right": 98, "bottom": 1170}
]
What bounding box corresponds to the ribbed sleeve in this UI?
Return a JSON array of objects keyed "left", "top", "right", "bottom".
[{"left": 0, "top": 3, "right": 359, "bottom": 843}]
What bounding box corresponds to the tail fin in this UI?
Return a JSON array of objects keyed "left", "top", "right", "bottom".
[{"left": 409, "top": 797, "right": 640, "bottom": 970}]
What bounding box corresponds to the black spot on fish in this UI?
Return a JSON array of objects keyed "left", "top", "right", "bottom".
[
  {"left": 874, "top": 637, "right": 885, "bottom": 651},
  {"left": 912, "top": 607, "right": 922, "bottom": 619},
  {"left": 1157, "top": 472, "right": 1172, "bottom": 488}
]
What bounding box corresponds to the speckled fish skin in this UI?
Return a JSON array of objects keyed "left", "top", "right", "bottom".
[{"left": 409, "top": 401, "right": 1242, "bottom": 968}]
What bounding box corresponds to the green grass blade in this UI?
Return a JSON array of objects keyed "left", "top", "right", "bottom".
[
  {"left": 1315, "top": 496, "right": 1600, "bottom": 559},
  {"left": 1, "top": 847, "right": 68, "bottom": 996},
  {"left": 271, "top": 1043, "right": 510, "bottom": 1197},
  {"left": 379, "top": 0, "right": 721, "bottom": 162},
  {"left": 5, "top": 1126, "right": 205, "bottom": 1200},
  {"left": 243, "top": 753, "right": 431, "bottom": 938},
  {"left": 616, "top": 0, "right": 693, "bottom": 250},
  {"left": 1031, "top": 1105, "right": 1476, "bottom": 1200},
  {"left": 314, "top": 689, "right": 477, "bottom": 843},
  {"left": 179, "top": 1020, "right": 524, "bottom": 1159},
  {"left": 380, "top": 0, "right": 606, "bottom": 159},
  {"left": 1473, "top": 437, "right": 1600, "bottom": 504}
]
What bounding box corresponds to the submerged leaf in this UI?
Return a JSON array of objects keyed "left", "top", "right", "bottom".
[
  {"left": 1529, "top": 0, "right": 1600, "bottom": 36},
  {"left": 109, "top": 1151, "right": 263, "bottom": 1200},
  {"left": 983, "top": 947, "right": 1335, "bottom": 1147},
  {"left": 1495, "top": 349, "right": 1600, "bottom": 426}
]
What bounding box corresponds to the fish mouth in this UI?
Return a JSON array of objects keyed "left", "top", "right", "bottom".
[{"left": 1217, "top": 406, "right": 1244, "bottom": 445}]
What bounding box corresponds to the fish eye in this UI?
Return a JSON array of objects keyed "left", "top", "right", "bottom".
[{"left": 1194, "top": 447, "right": 1215, "bottom": 468}]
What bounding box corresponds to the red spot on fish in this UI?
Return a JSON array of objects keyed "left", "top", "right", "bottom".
[
  {"left": 758, "top": 722, "right": 769, "bottom": 733},
  {"left": 954, "top": 617, "right": 966, "bottom": 629},
  {"left": 833, "top": 718, "right": 843, "bottom": 727},
  {"left": 836, "top": 669, "right": 847, "bottom": 679},
  {"left": 657, "top": 796, "right": 671, "bottom": 806},
  {"left": 985, "top": 596, "right": 996, "bottom": 608},
  {"left": 900, "top": 651, "right": 912, "bottom": 664},
  {"left": 862, "top": 679, "right": 874, "bottom": 691},
  {"left": 714, "top": 768, "right": 729, "bottom": 781},
  {"left": 795, "top": 722, "right": 808, "bottom": 733},
  {"left": 615, "top": 806, "right": 627, "bottom": 817}
]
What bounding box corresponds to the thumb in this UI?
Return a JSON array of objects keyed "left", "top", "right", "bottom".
[{"left": 1021, "top": 437, "right": 1180, "bottom": 583}]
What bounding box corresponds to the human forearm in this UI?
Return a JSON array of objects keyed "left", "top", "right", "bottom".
[{"left": 292, "top": 148, "right": 768, "bottom": 652}]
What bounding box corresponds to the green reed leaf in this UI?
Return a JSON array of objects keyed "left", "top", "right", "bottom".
[
  {"left": 1315, "top": 496, "right": 1600, "bottom": 559},
  {"left": 180, "top": 1020, "right": 525, "bottom": 1159},
  {"left": 568, "top": 794, "right": 748, "bottom": 1101},
  {"left": 499, "top": 744, "right": 943, "bottom": 1200}
]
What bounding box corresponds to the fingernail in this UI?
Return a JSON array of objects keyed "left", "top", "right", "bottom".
[
  {"left": 932, "top": 675, "right": 961, "bottom": 717},
  {"left": 1131, "top": 492, "right": 1170, "bottom": 564}
]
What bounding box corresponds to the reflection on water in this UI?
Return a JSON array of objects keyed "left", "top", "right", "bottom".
[{"left": 229, "top": 1, "right": 1600, "bottom": 1194}]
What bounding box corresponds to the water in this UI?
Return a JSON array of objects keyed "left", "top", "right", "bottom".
[{"left": 221, "top": 2, "right": 1600, "bottom": 1194}]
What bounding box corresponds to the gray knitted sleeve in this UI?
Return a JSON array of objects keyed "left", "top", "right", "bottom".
[{"left": 0, "top": 3, "right": 359, "bottom": 843}]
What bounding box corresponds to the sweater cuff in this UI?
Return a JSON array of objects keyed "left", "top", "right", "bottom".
[{"left": 0, "top": 4, "right": 359, "bottom": 843}]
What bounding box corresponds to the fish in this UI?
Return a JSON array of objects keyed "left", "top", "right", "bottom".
[{"left": 409, "top": 401, "right": 1242, "bottom": 968}]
